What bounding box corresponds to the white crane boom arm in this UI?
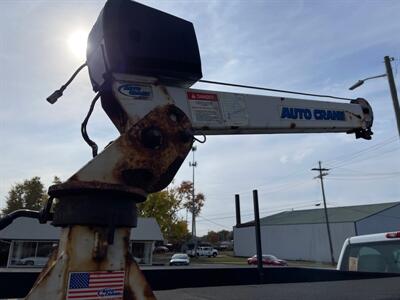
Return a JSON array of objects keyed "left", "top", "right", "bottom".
[{"left": 107, "top": 74, "right": 373, "bottom": 139}]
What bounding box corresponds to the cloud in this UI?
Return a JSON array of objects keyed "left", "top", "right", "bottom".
[{"left": 280, "top": 155, "right": 289, "bottom": 164}]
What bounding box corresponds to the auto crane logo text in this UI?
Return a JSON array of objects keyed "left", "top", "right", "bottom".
[
  {"left": 280, "top": 107, "right": 345, "bottom": 121},
  {"left": 118, "top": 83, "right": 152, "bottom": 99},
  {"left": 97, "top": 288, "right": 122, "bottom": 297}
]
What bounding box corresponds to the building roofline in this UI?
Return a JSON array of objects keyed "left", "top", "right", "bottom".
[
  {"left": 234, "top": 201, "right": 400, "bottom": 228},
  {"left": 355, "top": 202, "right": 400, "bottom": 223}
]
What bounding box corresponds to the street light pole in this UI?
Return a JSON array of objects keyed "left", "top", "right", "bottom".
[
  {"left": 384, "top": 56, "right": 400, "bottom": 138},
  {"left": 349, "top": 56, "right": 400, "bottom": 139}
]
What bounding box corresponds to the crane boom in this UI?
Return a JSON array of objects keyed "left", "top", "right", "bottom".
[{"left": 103, "top": 74, "right": 373, "bottom": 139}]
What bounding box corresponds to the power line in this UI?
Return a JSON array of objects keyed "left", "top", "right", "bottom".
[
  {"left": 331, "top": 166, "right": 400, "bottom": 175},
  {"left": 258, "top": 180, "right": 314, "bottom": 197},
  {"left": 197, "top": 201, "right": 320, "bottom": 223},
  {"left": 202, "top": 197, "right": 318, "bottom": 219},
  {"left": 324, "top": 136, "right": 397, "bottom": 167},
  {"left": 206, "top": 137, "right": 398, "bottom": 206},
  {"left": 196, "top": 215, "right": 232, "bottom": 230},
  {"left": 329, "top": 172, "right": 400, "bottom": 177},
  {"left": 327, "top": 176, "right": 400, "bottom": 181},
  {"left": 328, "top": 146, "right": 400, "bottom": 170},
  {"left": 204, "top": 177, "right": 314, "bottom": 203}
]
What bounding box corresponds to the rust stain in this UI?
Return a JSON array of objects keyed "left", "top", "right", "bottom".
[
  {"left": 49, "top": 104, "right": 193, "bottom": 202},
  {"left": 113, "top": 104, "right": 193, "bottom": 194}
]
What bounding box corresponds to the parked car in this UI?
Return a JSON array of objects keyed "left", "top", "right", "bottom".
[
  {"left": 153, "top": 245, "right": 169, "bottom": 253},
  {"left": 196, "top": 246, "right": 218, "bottom": 257},
  {"left": 337, "top": 231, "right": 400, "bottom": 273},
  {"left": 169, "top": 253, "right": 190, "bottom": 266},
  {"left": 247, "top": 254, "right": 288, "bottom": 266},
  {"left": 18, "top": 256, "right": 49, "bottom": 267}
]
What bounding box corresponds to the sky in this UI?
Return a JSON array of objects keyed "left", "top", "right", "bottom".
[{"left": 0, "top": 0, "right": 399, "bottom": 236}]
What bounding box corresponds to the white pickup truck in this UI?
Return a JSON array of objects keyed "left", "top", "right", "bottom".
[
  {"left": 337, "top": 231, "right": 400, "bottom": 273},
  {"left": 196, "top": 246, "right": 218, "bottom": 257},
  {"left": 187, "top": 246, "right": 218, "bottom": 257}
]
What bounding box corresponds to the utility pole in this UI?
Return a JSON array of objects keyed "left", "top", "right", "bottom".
[
  {"left": 189, "top": 145, "right": 197, "bottom": 239},
  {"left": 312, "top": 161, "right": 335, "bottom": 266},
  {"left": 384, "top": 56, "right": 400, "bottom": 139}
]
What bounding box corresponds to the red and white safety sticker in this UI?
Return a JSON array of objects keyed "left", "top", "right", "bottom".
[{"left": 187, "top": 91, "right": 218, "bottom": 101}]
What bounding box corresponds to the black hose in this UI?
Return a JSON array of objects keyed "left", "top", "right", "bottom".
[
  {"left": 46, "top": 62, "right": 87, "bottom": 104},
  {"left": 81, "top": 92, "right": 101, "bottom": 157}
]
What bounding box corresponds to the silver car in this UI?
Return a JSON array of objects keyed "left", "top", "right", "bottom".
[
  {"left": 18, "top": 256, "right": 49, "bottom": 267},
  {"left": 169, "top": 253, "right": 190, "bottom": 266}
]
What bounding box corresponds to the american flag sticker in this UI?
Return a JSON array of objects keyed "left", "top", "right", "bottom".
[{"left": 66, "top": 271, "right": 125, "bottom": 299}]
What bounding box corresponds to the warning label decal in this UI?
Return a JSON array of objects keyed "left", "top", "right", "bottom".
[
  {"left": 220, "top": 94, "right": 249, "bottom": 126},
  {"left": 187, "top": 91, "right": 222, "bottom": 124},
  {"left": 187, "top": 92, "right": 218, "bottom": 101}
]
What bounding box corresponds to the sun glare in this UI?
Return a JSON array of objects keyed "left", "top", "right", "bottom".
[{"left": 67, "top": 30, "right": 88, "bottom": 61}]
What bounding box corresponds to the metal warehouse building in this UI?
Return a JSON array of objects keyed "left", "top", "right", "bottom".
[{"left": 234, "top": 202, "right": 400, "bottom": 262}]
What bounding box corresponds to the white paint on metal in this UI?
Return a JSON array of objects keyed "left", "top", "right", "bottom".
[
  {"left": 25, "top": 226, "right": 155, "bottom": 300},
  {"left": 110, "top": 74, "right": 373, "bottom": 136}
]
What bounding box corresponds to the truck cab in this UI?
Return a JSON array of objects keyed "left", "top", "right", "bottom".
[{"left": 337, "top": 231, "right": 400, "bottom": 273}]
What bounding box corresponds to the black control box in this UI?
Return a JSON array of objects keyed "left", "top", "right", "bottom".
[{"left": 87, "top": 0, "right": 202, "bottom": 91}]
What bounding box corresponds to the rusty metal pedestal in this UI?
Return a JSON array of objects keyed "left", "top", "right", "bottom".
[{"left": 25, "top": 225, "right": 155, "bottom": 300}]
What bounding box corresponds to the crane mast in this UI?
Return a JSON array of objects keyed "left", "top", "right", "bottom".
[{"left": 4, "top": 0, "right": 374, "bottom": 299}]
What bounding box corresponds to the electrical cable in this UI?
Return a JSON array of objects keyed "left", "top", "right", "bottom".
[
  {"left": 46, "top": 62, "right": 87, "bottom": 104},
  {"left": 81, "top": 92, "right": 101, "bottom": 157},
  {"left": 198, "top": 79, "right": 355, "bottom": 101},
  {"left": 197, "top": 201, "right": 320, "bottom": 223},
  {"left": 328, "top": 146, "right": 400, "bottom": 170},
  {"left": 324, "top": 136, "right": 398, "bottom": 167},
  {"left": 196, "top": 215, "right": 233, "bottom": 229},
  {"left": 326, "top": 137, "right": 396, "bottom": 165},
  {"left": 327, "top": 175, "right": 400, "bottom": 181},
  {"left": 197, "top": 199, "right": 320, "bottom": 220},
  {"left": 332, "top": 167, "right": 400, "bottom": 176}
]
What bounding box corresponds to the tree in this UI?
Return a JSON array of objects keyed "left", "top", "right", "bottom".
[
  {"left": 2, "top": 177, "right": 47, "bottom": 215},
  {"left": 177, "top": 181, "right": 205, "bottom": 217},
  {"left": 137, "top": 189, "right": 188, "bottom": 244},
  {"left": 217, "top": 230, "right": 232, "bottom": 241},
  {"left": 201, "top": 230, "right": 233, "bottom": 245},
  {"left": 205, "top": 231, "right": 219, "bottom": 244},
  {"left": 168, "top": 220, "right": 190, "bottom": 245},
  {"left": 51, "top": 176, "right": 62, "bottom": 212}
]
